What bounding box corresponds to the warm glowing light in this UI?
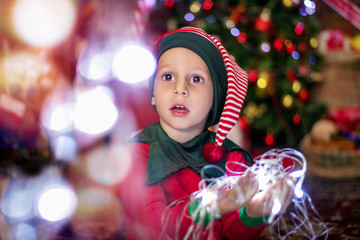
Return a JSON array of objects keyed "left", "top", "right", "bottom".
[
  {"left": 282, "top": 0, "right": 292, "bottom": 7},
  {"left": 284, "top": 39, "right": 292, "bottom": 47},
  {"left": 2, "top": 52, "right": 51, "bottom": 97},
  {"left": 292, "top": 80, "right": 301, "bottom": 93},
  {"left": 37, "top": 185, "right": 77, "bottom": 221},
  {"left": 282, "top": 94, "right": 293, "bottom": 108},
  {"left": 112, "top": 45, "right": 156, "bottom": 84},
  {"left": 12, "top": 0, "right": 76, "bottom": 47},
  {"left": 309, "top": 37, "right": 318, "bottom": 48},
  {"left": 73, "top": 87, "right": 118, "bottom": 135},
  {"left": 225, "top": 19, "right": 235, "bottom": 29},
  {"left": 190, "top": 2, "right": 201, "bottom": 13},
  {"left": 257, "top": 77, "right": 268, "bottom": 89}
]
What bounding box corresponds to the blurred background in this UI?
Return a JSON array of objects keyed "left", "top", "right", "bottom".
[{"left": 0, "top": 0, "right": 359, "bottom": 239}]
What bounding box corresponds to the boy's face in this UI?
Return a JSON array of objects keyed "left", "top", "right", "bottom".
[{"left": 151, "top": 47, "right": 213, "bottom": 143}]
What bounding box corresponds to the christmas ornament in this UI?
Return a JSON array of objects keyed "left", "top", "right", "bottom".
[
  {"left": 311, "top": 119, "right": 339, "bottom": 143},
  {"left": 254, "top": 8, "right": 273, "bottom": 34}
]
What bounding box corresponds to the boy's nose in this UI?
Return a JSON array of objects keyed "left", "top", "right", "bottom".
[{"left": 173, "top": 80, "right": 188, "bottom": 96}]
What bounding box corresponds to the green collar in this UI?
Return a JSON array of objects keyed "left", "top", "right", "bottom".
[{"left": 131, "top": 122, "right": 252, "bottom": 186}]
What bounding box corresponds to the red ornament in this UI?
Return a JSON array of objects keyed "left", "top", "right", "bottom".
[
  {"left": 298, "top": 42, "right": 307, "bottom": 52},
  {"left": 299, "top": 89, "right": 309, "bottom": 101},
  {"left": 248, "top": 69, "right": 258, "bottom": 82},
  {"left": 202, "top": 0, "right": 213, "bottom": 10},
  {"left": 293, "top": 114, "right": 301, "bottom": 125},
  {"left": 286, "top": 69, "right": 297, "bottom": 83},
  {"left": 265, "top": 133, "right": 275, "bottom": 146},
  {"left": 202, "top": 142, "right": 226, "bottom": 164},
  {"left": 286, "top": 44, "right": 296, "bottom": 54},
  {"left": 164, "top": 0, "right": 174, "bottom": 7},
  {"left": 254, "top": 17, "right": 272, "bottom": 33},
  {"left": 294, "top": 22, "right": 304, "bottom": 35},
  {"left": 273, "top": 38, "right": 284, "bottom": 51},
  {"left": 236, "top": 32, "right": 247, "bottom": 43}
]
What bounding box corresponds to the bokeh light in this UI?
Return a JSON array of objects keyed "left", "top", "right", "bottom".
[
  {"left": 13, "top": 223, "right": 37, "bottom": 240},
  {"left": 12, "top": 0, "right": 76, "bottom": 47},
  {"left": 112, "top": 45, "right": 156, "bottom": 84},
  {"left": 260, "top": 41, "right": 271, "bottom": 53},
  {"left": 257, "top": 75, "right": 268, "bottom": 89},
  {"left": 77, "top": 50, "right": 112, "bottom": 82},
  {"left": 1, "top": 52, "right": 51, "bottom": 98},
  {"left": 1, "top": 188, "right": 33, "bottom": 220},
  {"left": 230, "top": 28, "right": 240, "bottom": 37},
  {"left": 190, "top": 2, "right": 201, "bottom": 13},
  {"left": 73, "top": 86, "right": 118, "bottom": 135},
  {"left": 184, "top": 13, "right": 195, "bottom": 22},
  {"left": 36, "top": 184, "right": 77, "bottom": 222},
  {"left": 87, "top": 143, "right": 130, "bottom": 185},
  {"left": 53, "top": 135, "right": 77, "bottom": 161},
  {"left": 41, "top": 103, "right": 73, "bottom": 133},
  {"left": 292, "top": 51, "right": 300, "bottom": 59}
]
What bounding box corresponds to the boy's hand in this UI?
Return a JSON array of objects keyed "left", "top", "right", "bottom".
[
  {"left": 245, "top": 176, "right": 296, "bottom": 218},
  {"left": 216, "top": 171, "right": 259, "bottom": 216}
]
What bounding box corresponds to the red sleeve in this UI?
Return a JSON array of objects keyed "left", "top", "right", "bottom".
[
  {"left": 118, "top": 144, "right": 266, "bottom": 240},
  {"left": 220, "top": 210, "right": 266, "bottom": 240},
  {"left": 118, "top": 143, "right": 195, "bottom": 239}
]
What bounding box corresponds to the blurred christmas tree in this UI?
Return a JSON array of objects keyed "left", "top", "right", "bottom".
[{"left": 146, "top": 0, "right": 328, "bottom": 150}]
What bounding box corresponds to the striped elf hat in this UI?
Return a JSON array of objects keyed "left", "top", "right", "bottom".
[{"left": 151, "top": 27, "right": 249, "bottom": 164}]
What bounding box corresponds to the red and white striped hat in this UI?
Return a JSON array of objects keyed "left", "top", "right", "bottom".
[{"left": 151, "top": 27, "right": 249, "bottom": 164}]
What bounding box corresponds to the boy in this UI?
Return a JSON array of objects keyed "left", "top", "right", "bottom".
[{"left": 118, "top": 27, "right": 293, "bottom": 239}]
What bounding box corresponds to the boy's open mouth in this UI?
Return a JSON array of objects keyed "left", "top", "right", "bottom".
[{"left": 170, "top": 104, "right": 189, "bottom": 112}]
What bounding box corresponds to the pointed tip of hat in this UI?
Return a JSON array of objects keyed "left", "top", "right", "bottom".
[{"left": 202, "top": 142, "right": 226, "bottom": 164}]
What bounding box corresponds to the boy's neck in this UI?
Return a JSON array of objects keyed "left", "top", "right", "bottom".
[{"left": 159, "top": 121, "right": 204, "bottom": 144}]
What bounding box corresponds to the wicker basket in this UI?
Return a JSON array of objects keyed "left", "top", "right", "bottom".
[{"left": 300, "top": 134, "right": 360, "bottom": 179}]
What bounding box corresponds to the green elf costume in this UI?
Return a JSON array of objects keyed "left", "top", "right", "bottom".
[{"left": 118, "top": 27, "right": 267, "bottom": 239}]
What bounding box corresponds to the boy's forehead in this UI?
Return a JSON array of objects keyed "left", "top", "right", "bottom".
[{"left": 157, "top": 47, "right": 209, "bottom": 69}]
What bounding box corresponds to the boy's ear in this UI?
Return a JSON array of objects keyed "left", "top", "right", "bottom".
[{"left": 151, "top": 96, "right": 156, "bottom": 106}]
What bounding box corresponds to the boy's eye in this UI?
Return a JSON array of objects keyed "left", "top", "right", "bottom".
[
  {"left": 191, "top": 75, "right": 203, "bottom": 83},
  {"left": 163, "top": 73, "right": 173, "bottom": 81}
]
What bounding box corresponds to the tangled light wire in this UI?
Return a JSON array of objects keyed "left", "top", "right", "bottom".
[{"left": 181, "top": 148, "right": 331, "bottom": 240}]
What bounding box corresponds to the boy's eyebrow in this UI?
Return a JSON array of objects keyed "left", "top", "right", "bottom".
[{"left": 157, "top": 63, "right": 209, "bottom": 72}]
